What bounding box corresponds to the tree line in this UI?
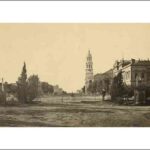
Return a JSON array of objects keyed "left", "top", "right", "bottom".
[
  {"left": 0, "top": 62, "right": 54, "bottom": 104},
  {"left": 82, "top": 78, "right": 111, "bottom": 95},
  {"left": 82, "top": 71, "right": 134, "bottom": 99}
]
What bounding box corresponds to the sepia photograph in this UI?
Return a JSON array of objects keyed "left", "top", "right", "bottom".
[{"left": 0, "top": 23, "right": 150, "bottom": 127}]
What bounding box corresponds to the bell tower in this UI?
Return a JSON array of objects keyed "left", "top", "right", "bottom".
[{"left": 85, "top": 50, "right": 94, "bottom": 94}]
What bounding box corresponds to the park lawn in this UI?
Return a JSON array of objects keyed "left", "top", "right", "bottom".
[{"left": 0, "top": 97, "right": 150, "bottom": 127}]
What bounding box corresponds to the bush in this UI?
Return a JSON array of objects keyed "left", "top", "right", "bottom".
[
  {"left": 0, "top": 91, "right": 6, "bottom": 105},
  {"left": 6, "top": 94, "right": 18, "bottom": 105}
]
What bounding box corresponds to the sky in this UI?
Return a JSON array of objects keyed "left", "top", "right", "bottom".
[{"left": 0, "top": 23, "right": 150, "bottom": 92}]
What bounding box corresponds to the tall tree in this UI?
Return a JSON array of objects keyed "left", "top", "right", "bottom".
[
  {"left": 117, "top": 71, "right": 124, "bottom": 96},
  {"left": 111, "top": 71, "right": 125, "bottom": 100},
  {"left": 17, "top": 62, "right": 28, "bottom": 103}
]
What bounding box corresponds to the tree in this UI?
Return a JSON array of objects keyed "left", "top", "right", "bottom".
[
  {"left": 5, "top": 83, "right": 17, "bottom": 94},
  {"left": 104, "top": 78, "right": 110, "bottom": 93},
  {"left": 28, "top": 75, "right": 39, "bottom": 101},
  {"left": 97, "top": 80, "right": 103, "bottom": 94},
  {"left": 16, "top": 62, "right": 28, "bottom": 103},
  {"left": 87, "top": 80, "right": 93, "bottom": 94},
  {"left": 41, "top": 82, "right": 54, "bottom": 94},
  {"left": 110, "top": 71, "right": 125, "bottom": 100},
  {"left": 62, "top": 90, "right": 67, "bottom": 95},
  {"left": 92, "top": 80, "right": 97, "bottom": 94},
  {"left": 117, "top": 71, "right": 125, "bottom": 96},
  {"left": 110, "top": 76, "right": 118, "bottom": 100}
]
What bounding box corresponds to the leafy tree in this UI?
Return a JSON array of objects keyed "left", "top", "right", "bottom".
[
  {"left": 92, "top": 80, "right": 97, "bottom": 94},
  {"left": 28, "top": 75, "right": 39, "bottom": 101},
  {"left": 62, "top": 90, "right": 67, "bottom": 95},
  {"left": 16, "top": 62, "right": 28, "bottom": 103},
  {"left": 111, "top": 71, "right": 125, "bottom": 100},
  {"left": 41, "top": 82, "right": 54, "bottom": 94},
  {"left": 5, "top": 83, "right": 17, "bottom": 94},
  {"left": 97, "top": 80, "right": 102, "bottom": 94},
  {"left": 110, "top": 76, "right": 118, "bottom": 100},
  {"left": 117, "top": 71, "right": 125, "bottom": 96},
  {"left": 103, "top": 78, "right": 110, "bottom": 93}
]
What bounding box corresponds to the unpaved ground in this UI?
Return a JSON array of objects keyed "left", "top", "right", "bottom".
[{"left": 0, "top": 96, "right": 150, "bottom": 127}]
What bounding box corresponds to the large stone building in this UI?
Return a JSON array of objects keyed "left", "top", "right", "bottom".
[
  {"left": 113, "top": 59, "right": 150, "bottom": 87},
  {"left": 85, "top": 50, "right": 94, "bottom": 94}
]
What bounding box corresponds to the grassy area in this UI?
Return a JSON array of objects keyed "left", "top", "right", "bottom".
[{"left": 0, "top": 96, "right": 150, "bottom": 127}]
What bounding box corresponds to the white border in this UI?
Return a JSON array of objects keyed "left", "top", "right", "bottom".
[
  {"left": 0, "top": 1, "right": 150, "bottom": 149},
  {"left": 0, "top": 128, "right": 150, "bottom": 149},
  {"left": 0, "top": 1, "right": 150, "bottom": 22}
]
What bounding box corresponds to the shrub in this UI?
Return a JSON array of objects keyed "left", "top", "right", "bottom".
[{"left": 0, "top": 91, "right": 6, "bottom": 105}]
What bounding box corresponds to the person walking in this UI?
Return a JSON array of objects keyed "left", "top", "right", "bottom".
[{"left": 102, "top": 89, "right": 106, "bottom": 101}]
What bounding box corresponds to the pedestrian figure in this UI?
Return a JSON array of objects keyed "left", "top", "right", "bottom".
[{"left": 102, "top": 89, "right": 106, "bottom": 101}]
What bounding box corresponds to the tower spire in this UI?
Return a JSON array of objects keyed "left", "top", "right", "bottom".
[{"left": 85, "top": 50, "right": 94, "bottom": 94}]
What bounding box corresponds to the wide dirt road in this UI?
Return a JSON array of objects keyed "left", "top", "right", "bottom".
[{"left": 0, "top": 96, "right": 150, "bottom": 127}]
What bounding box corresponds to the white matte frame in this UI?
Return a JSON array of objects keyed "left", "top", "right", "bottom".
[{"left": 0, "top": 1, "right": 150, "bottom": 149}]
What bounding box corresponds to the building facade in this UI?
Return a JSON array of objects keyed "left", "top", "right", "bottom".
[
  {"left": 113, "top": 59, "right": 150, "bottom": 87},
  {"left": 85, "top": 50, "right": 94, "bottom": 94}
]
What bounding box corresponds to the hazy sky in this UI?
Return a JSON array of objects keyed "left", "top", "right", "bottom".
[{"left": 0, "top": 24, "right": 150, "bottom": 92}]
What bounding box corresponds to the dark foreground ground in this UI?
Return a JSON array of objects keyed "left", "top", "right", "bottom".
[{"left": 0, "top": 96, "right": 150, "bottom": 127}]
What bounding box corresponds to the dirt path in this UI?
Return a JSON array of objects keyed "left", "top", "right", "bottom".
[{"left": 0, "top": 98, "right": 150, "bottom": 127}]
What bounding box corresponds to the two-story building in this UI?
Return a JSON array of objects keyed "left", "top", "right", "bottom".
[{"left": 113, "top": 59, "right": 150, "bottom": 87}]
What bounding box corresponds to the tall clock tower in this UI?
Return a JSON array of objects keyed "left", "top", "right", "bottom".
[{"left": 85, "top": 50, "right": 94, "bottom": 94}]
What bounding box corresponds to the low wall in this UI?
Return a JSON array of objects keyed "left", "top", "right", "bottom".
[{"left": 38, "top": 95, "right": 111, "bottom": 103}]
